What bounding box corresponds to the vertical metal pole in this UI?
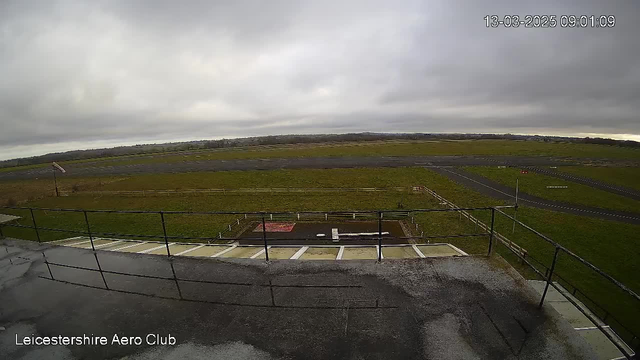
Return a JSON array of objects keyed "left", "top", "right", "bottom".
[
  {"left": 512, "top": 178, "right": 519, "bottom": 234},
  {"left": 170, "top": 261, "right": 183, "bottom": 300},
  {"left": 539, "top": 247, "right": 561, "bottom": 308},
  {"left": 42, "top": 252, "right": 53, "bottom": 279},
  {"left": 160, "top": 212, "right": 170, "bottom": 257},
  {"left": 377, "top": 211, "right": 382, "bottom": 262},
  {"left": 487, "top": 208, "right": 495, "bottom": 256},
  {"left": 30, "top": 208, "right": 41, "bottom": 243},
  {"left": 0, "top": 224, "right": 4, "bottom": 239},
  {"left": 53, "top": 167, "right": 59, "bottom": 197},
  {"left": 84, "top": 210, "right": 95, "bottom": 251},
  {"left": 262, "top": 215, "right": 269, "bottom": 261},
  {"left": 93, "top": 253, "right": 109, "bottom": 289}
]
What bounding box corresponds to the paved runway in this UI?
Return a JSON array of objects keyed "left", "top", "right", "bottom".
[
  {"left": 431, "top": 167, "right": 640, "bottom": 224},
  {"left": 0, "top": 155, "right": 575, "bottom": 180}
]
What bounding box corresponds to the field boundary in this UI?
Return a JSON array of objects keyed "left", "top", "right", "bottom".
[{"left": 60, "top": 187, "right": 416, "bottom": 197}]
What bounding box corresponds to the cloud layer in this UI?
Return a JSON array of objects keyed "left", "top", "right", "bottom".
[{"left": 1, "top": 0, "right": 639, "bottom": 159}]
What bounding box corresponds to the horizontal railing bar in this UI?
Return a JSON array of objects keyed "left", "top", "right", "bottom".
[
  {"left": 494, "top": 208, "right": 640, "bottom": 303},
  {"left": 0, "top": 205, "right": 496, "bottom": 215},
  {"left": 45, "top": 261, "right": 363, "bottom": 288}
]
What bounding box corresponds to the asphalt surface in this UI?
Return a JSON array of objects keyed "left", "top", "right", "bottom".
[
  {"left": 0, "top": 239, "right": 595, "bottom": 359},
  {"left": 431, "top": 167, "right": 640, "bottom": 225},
  {"left": 522, "top": 166, "right": 640, "bottom": 202},
  {"left": 0, "top": 155, "right": 576, "bottom": 180}
]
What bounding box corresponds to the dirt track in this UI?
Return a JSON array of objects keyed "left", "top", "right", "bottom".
[{"left": 0, "top": 155, "right": 575, "bottom": 180}]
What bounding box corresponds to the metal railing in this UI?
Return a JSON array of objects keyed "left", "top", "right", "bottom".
[
  {"left": 494, "top": 208, "right": 639, "bottom": 359},
  {"left": 1, "top": 203, "right": 637, "bottom": 357},
  {"left": 0, "top": 205, "right": 498, "bottom": 263}
]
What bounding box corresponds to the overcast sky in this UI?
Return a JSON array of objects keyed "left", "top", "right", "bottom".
[{"left": 1, "top": 0, "right": 639, "bottom": 160}]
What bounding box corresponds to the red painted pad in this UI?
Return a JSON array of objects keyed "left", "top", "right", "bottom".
[{"left": 253, "top": 222, "right": 296, "bottom": 232}]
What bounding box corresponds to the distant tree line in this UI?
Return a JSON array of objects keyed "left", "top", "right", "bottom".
[{"left": 1, "top": 133, "right": 638, "bottom": 168}]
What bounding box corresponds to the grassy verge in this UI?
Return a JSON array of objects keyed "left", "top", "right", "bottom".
[
  {"left": 464, "top": 166, "right": 640, "bottom": 213},
  {"left": 423, "top": 169, "right": 640, "bottom": 341},
  {"left": 559, "top": 166, "right": 640, "bottom": 192}
]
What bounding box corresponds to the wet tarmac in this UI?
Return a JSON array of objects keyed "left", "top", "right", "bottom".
[{"left": 0, "top": 238, "right": 596, "bottom": 359}]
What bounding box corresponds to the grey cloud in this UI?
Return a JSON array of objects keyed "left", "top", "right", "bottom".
[{"left": 1, "top": 0, "right": 639, "bottom": 159}]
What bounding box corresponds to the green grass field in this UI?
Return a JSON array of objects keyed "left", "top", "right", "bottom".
[
  {"left": 559, "top": 166, "right": 640, "bottom": 192},
  {"left": 3, "top": 139, "right": 640, "bottom": 173},
  {"left": 1, "top": 166, "right": 639, "bottom": 341},
  {"left": 464, "top": 166, "right": 640, "bottom": 213}
]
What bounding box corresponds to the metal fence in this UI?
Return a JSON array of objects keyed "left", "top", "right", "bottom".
[
  {"left": 1, "top": 203, "right": 638, "bottom": 358},
  {"left": 0, "top": 205, "right": 502, "bottom": 262},
  {"left": 493, "top": 208, "right": 639, "bottom": 359}
]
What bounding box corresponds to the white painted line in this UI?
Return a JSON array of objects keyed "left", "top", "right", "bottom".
[
  {"left": 574, "top": 325, "right": 610, "bottom": 331},
  {"left": 331, "top": 228, "right": 339, "bottom": 240},
  {"left": 139, "top": 243, "right": 173, "bottom": 254},
  {"left": 175, "top": 244, "right": 205, "bottom": 256},
  {"left": 250, "top": 246, "right": 270, "bottom": 259},
  {"left": 95, "top": 240, "right": 123, "bottom": 249},
  {"left": 50, "top": 236, "right": 83, "bottom": 243},
  {"left": 447, "top": 243, "right": 469, "bottom": 256},
  {"left": 412, "top": 244, "right": 426, "bottom": 258},
  {"left": 337, "top": 246, "right": 345, "bottom": 260},
  {"left": 290, "top": 246, "right": 308, "bottom": 259},
  {"left": 111, "top": 242, "right": 147, "bottom": 251},
  {"left": 67, "top": 240, "right": 91, "bottom": 247},
  {"left": 211, "top": 245, "right": 237, "bottom": 258}
]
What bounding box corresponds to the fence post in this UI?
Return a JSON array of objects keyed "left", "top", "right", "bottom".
[
  {"left": 160, "top": 211, "right": 170, "bottom": 257},
  {"left": 83, "top": 210, "right": 95, "bottom": 251},
  {"left": 539, "top": 247, "right": 561, "bottom": 308},
  {"left": 29, "top": 208, "right": 41, "bottom": 243},
  {"left": 377, "top": 211, "right": 382, "bottom": 262},
  {"left": 487, "top": 208, "right": 495, "bottom": 256},
  {"left": 262, "top": 215, "right": 269, "bottom": 261}
]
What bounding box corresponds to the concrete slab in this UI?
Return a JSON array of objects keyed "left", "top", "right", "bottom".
[
  {"left": 49, "top": 237, "right": 87, "bottom": 245},
  {"left": 527, "top": 280, "right": 568, "bottom": 302},
  {"left": 218, "top": 246, "right": 262, "bottom": 258},
  {"left": 341, "top": 246, "right": 378, "bottom": 259},
  {"left": 75, "top": 239, "right": 115, "bottom": 249},
  {"left": 578, "top": 329, "right": 626, "bottom": 360},
  {"left": 383, "top": 246, "right": 419, "bottom": 259},
  {"left": 300, "top": 247, "right": 339, "bottom": 260},
  {"left": 548, "top": 301, "right": 597, "bottom": 328},
  {"left": 96, "top": 240, "right": 131, "bottom": 251},
  {"left": 147, "top": 243, "right": 196, "bottom": 255},
  {"left": 255, "top": 247, "right": 299, "bottom": 260},
  {"left": 417, "top": 244, "right": 461, "bottom": 257},
  {"left": 117, "top": 242, "right": 163, "bottom": 253},
  {"left": 180, "top": 245, "right": 228, "bottom": 257},
  {"left": 0, "top": 214, "right": 20, "bottom": 224}
]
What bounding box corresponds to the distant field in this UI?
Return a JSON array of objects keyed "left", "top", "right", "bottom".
[
  {"left": 1, "top": 165, "right": 639, "bottom": 339},
  {"left": 559, "top": 166, "right": 640, "bottom": 192},
  {"left": 464, "top": 166, "right": 640, "bottom": 213},
  {"left": 3, "top": 139, "right": 640, "bottom": 173}
]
